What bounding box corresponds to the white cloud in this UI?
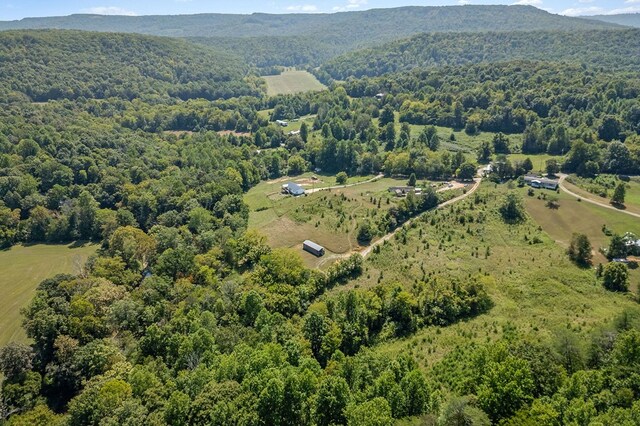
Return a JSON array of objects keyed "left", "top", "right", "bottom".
[
  {"left": 606, "top": 6, "right": 640, "bottom": 14},
  {"left": 561, "top": 3, "right": 640, "bottom": 16},
  {"left": 560, "top": 6, "right": 604, "bottom": 16},
  {"left": 85, "top": 6, "right": 137, "bottom": 16},
  {"left": 333, "top": 0, "right": 368, "bottom": 12},
  {"left": 512, "top": 0, "right": 542, "bottom": 5},
  {"left": 458, "top": 0, "right": 471, "bottom": 4},
  {"left": 286, "top": 4, "right": 318, "bottom": 12}
]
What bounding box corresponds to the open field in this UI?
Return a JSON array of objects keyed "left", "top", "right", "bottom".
[
  {"left": 564, "top": 174, "right": 640, "bottom": 215},
  {"left": 247, "top": 175, "right": 439, "bottom": 268},
  {"left": 523, "top": 184, "right": 640, "bottom": 288},
  {"left": 263, "top": 70, "right": 327, "bottom": 96},
  {"left": 0, "top": 243, "right": 98, "bottom": 346},
  {"left": 328, "top": 182, "right": 640, "bottom": 372}
]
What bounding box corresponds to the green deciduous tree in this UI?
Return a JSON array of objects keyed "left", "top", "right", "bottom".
[
  {"left": 602, "top": 262, "right": 629, "bottom": 292},
  {"left": 611, "top": 182, "right": 626, "bottom": 205},
  {"left": 567, "top": 233, "right": 592, "bottom": 267}
]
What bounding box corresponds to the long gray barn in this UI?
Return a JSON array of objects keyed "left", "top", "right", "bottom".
[{"left": 303, "top": 240, "right": 325, "bottom": 257}]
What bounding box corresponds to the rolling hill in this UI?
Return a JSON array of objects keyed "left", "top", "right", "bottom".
[
  {"left": 0, "top": 30, "right": 260, "bottom": 102},
  {"left": 318, "top": 28, "right": 640, "bottom": 81},
  {"left": 0, "top": 6, "right": 623, "bottom": 68}
]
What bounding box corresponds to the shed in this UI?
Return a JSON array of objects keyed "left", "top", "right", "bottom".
[
  {"left": 284, "top": 182, "right": 305, "bottom": 196},
  {"left": 303, "top": 240, "right": 325, "bottom": 257}
]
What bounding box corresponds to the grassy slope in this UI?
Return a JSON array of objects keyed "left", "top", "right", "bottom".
[
  {"left": 0, "top": 243, "right": 98, "bottom": 346},
  {"left": 326, "top": 182, "right": 639, "bottom": 373},
  {"left": 246, "top": 175, "right": 419, "bottom": 268},
  {"left": 263, "top": 70, "right": 327, "bottom": 96},
  {"left": 564, "top": 175, "right": 640, "bottom": 215}
]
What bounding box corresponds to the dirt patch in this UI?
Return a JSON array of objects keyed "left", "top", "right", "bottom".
[
  {"left": 295, "top": 177, "right": 325, "bottom": 186},
  {"left": 164, "top": 130, "right": 194, "bottom": 137},
  {"left": 218, "top": 130, "right": 251, "bottom": 137}
]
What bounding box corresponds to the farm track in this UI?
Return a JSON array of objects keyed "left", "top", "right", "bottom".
[
  {"left": 306, "top": 174, "right": 385, "bottom": 194},
  {"left": 320, "top": 175, "right": 483, "bottom": 266},
  {"left": 558, "top": 174, "right": 640, "bottom": 219}
]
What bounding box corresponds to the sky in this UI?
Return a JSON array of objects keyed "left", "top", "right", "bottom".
[{"left": 1, "top": 0, "right": 639, "bottom": 21}]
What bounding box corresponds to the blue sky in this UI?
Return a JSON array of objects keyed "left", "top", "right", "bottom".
[{"left": 1, "top": 0, "right": 639, "bottom": 21}]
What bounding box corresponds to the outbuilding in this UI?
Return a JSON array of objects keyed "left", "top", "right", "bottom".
[
  {"left": 524, "top": 175, "right": 558, "bottom": 190},
  {"left": 282, "top": 182, "right": 306, "bottom": 196},
  {"left": 303, "top": 240, "right": 325, "bottom": 257}
]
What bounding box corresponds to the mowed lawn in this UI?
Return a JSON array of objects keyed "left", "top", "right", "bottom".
[
  {"left": 0, "top": 243, "right": 98, "bottom": 346},
  {"left": 263, "top": 70, "right": 327, "bottom": 96}
]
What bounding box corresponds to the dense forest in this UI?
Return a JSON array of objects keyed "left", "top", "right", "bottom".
[
  {"left": 319, "top": 29, "right": 640, "bottom": 80},
  {"left": 0, "top": 30, "right": 261, "bottom": 102},
  {"left": 0, "top": 6, "right": 620, "bottom": 69},
  {"left": 1, "top": 5, "right": 640, "bottom": 424}
]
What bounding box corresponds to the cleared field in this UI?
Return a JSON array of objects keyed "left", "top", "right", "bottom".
[
  {"left": 0, "top": 243, "right": 98, "bottom": 346},
  {"left": 565, "top": 174, "right": 640, "bottom": 215},
  {"left": 246, "top": 176, "right": 426, "bottom": 268},
  {"left": 524, "top": 186, "right": 640, "bottom": 256},
  {"left": 523, "top": 185, "right": 640, "bottom": 287},
  {"left": 263, "top": 70, "right": 327, "bottom": 96},
  {"left": 334, "top": 182, "right": 640, "bottom": 372}
]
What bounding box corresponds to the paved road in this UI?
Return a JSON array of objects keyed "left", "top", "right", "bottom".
[
  {"left": 306, "top": 173, "right": 385, "bottom": 194},
  {"left": 558, "top": 174, "right": 640, "bottom": 219}
]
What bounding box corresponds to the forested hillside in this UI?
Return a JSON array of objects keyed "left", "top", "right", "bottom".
[
  {"left": 0, "top": 30, "right": 261, "bottom": 102},
  {"left": 0, "top": 6, "right": 621, "bottom": 70},
  {"left": 319, "top": 29, "right": 640, "bottom": 81},
  {"left": 2, "top": 7, "right": 640, "bottom": 426}
]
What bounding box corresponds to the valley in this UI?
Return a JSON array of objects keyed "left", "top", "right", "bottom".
[{"left": 0, "top": 4, "right": 639, "bottom": 426}]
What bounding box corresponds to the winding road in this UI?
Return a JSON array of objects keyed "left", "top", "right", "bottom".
[
  {"left": 317, "top": 173, "right": 483, "bottom": 267},
  {"left": 558, "top": 174, "right": 640, "bottom": 219}
]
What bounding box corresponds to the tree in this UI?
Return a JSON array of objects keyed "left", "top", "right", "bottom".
[
  {"left": 602, "top": 262, "right": 629, "bottom": 292},
  {"left": 439, "top": 396, "right": 490, "bottom": 426},
  {"left": 477, "top": 142, "right": 492, "bottom": 164},
  {"left": 300, "top": 122, "right": 309, "bottom": 142},
  {"left": 336, "top": 172, "right": 348, "bottom": 185},
  {"left": 611, "top": 182, "right": 626, "bottom": 206},
  {"left": 522, "top": 158, "right": 534, "bottom": 173},
  {"left": 0, "top": 343, "right": 33, "bottom": 382},
  {"left": 407, "top": 173, "right": 417, "bottom": 187},
  {"left": 567, "top": 233, "right": 592, "bottom": 267},
  {"left": 108, "top": 226, "right": 156, "bottom": 271},
  {"left": 346, "top": 398, "right": 393, "bottom": 426},
  {"left": 607, "top": 234, "right": 628, "bottom": 260},
  {"left": 492, "top": 133, "right": 510, "bottom": 154},
  {"left": 288, "top": 155, "right": 307, "bottom": 176},
  {"left": 379, "top": 105, "right": 395, "bottom": 128},
  {"left": 476, "top": 356, "right": 535, "bottom": 422},
  {"left": 458, "top": 163, "right": 476, "bottom": 181},
  {"left": 314, "top": 376, "right": 350, "bottom": 426},
  {"left": 499, "top": 193, "right": 525, "bottom": 223},
  {"left": 545, "top": 159, "right": 559, "bottom": 177},
  {"left": 357, "top": 220, "right": 374, "bottom": 245}
]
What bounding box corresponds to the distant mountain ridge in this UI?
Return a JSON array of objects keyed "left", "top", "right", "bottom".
[
  {"left": 0, "top": 6, "right": 621, "bottom": 41},
  {"left": 317, "top": 28, "right": 640, "bottom": 81},
  {"left": 0, "top": 30, "right": 260, "bottom": 102},
  {"left": 585, "top": 13, "right": 640, "bottom": 28}
]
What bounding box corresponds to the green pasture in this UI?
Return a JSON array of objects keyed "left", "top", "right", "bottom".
[
  {"left": 262, "top": 70, "right": 327, "bottom": 96},
  {"left": 0, "top": 243, "right": 98, "bottom": 346}
]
